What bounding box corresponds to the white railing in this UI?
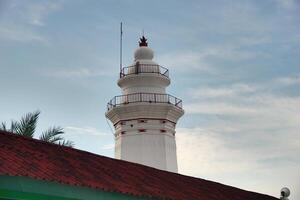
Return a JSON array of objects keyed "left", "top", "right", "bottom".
[
  {"left": 120, "top": 64, "right": 169, "bottom": 78},
  {"left": 107, "top": 93, "right": 182, "bottom": 111}
]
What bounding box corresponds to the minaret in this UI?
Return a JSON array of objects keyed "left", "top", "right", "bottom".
[{"left": 106, "top": 36, "right": 184, "bottom": 172}]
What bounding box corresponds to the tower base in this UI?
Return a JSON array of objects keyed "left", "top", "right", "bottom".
[{"left": 115, "top": 133, "right": 178, "bottom": 172}]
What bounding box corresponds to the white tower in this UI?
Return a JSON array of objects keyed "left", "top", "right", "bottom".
[{"left": 106, "top": 37, "right": 184, "bottom": 172}]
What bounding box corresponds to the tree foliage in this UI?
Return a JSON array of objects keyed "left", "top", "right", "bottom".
[{"left": 0, "top": 111, "right": 74, "bottom": 147}]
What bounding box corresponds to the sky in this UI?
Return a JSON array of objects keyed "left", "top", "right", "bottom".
[{"left": 0, "top": 0, "right": 299, "bottom": 198}]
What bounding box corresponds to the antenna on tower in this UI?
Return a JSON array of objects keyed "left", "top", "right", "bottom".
[{"left": 120, "top": 22, "right": 123, "bottom": 78}]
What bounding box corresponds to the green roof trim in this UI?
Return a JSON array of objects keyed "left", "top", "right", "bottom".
[
  {"left": 0, "top": 189, "right": 79, "bottom": 200},
  {"left": 0, "top": 176, "right": 154, "bottom": 200}
]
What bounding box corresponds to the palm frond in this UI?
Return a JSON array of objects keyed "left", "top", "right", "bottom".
[
  {"left": 0, "top": 122, "right": 7, "bottom": 131},
  {"left": 39, "top": 126, "right": 64, "bottom": 143},
  {"left": 58, "top": 140, "right": 74, "bottom": 147},
  {"left": 10, "top": 120, "right": 19, "bottom": 133},
  {"left": 40, "top": 126, "right": 74, "bottom": 147},
  {"left": 1, "top": 110, "right": 75, "bottom": 147},
  {"left": 15, "top": 110, "right": 40, "bottom": 137}
]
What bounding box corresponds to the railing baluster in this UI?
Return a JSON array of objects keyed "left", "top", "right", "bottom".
[
  {"left": 119, "top": 64, "right": 169, "bottom": 78},
  {"left": 107, "top": 92, "right": 182, "bottom": 111}
]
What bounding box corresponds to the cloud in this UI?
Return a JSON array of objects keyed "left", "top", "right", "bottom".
[
  {"left": 102, "top": 143, "right": 114, "bottom": 150},
  {"left": 185, "top": 102, "right": 259, "bottom": 116},
  {"left": 65, "top": 126, "right": 108, "bottom": 137},
  {"left": 157, "top": 51, "right": 212, "bottom": 72},
  {"left": 237, "top": 36, "right": 271, "bottom": 46},
  {"left": 45, "top": 67, "right": 115, "bottom": 78},
  {"left": 24, "top": 1, "right": 62, "bottom": 26},
  {"left": 275, "top": 0, "right": 298, "bottom": 10},
  {"left": 184, "top": 83, "right": 261, "bottom": 116},
  {"left": 0, "top": 1, "right": 62, "bottom": 43},
  {"left": 176, "top": 128, "right": 259, "bottom": 177},
  {"left": 185, "top": 91, "right": 300, "bottom": 132},
  {"left": 11, "top": 1, "right": 62, "bottom": 26},
  {"left": 275, "top": 75, "right": 300, "bottom": 86},
  {"left": 157, "top": 45, "right": 266, "bottom": 73},
  {"left": 190, "top": 83, "right": 257, "bottom": 98},
  {"left": 184, "top": 76, "right": 300, "bottom": 116},
  {"left": 178, "top": 76, "right": 300, "bottom": 196},
  {"left": 176, "top": 125, "right": 300, "bottom": 197},
  {"left": 0, "top": 25, "right": 48, "bottom": 44}
]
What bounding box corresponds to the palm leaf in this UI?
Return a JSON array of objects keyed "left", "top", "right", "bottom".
[
  {"left": 0, "top": 120, "right": 19, "bottom": 133},
  {"left": 2, "top": 110, "right": 74, "bottom": 147},
  {"left": 58, "top": 140, "right": 74, "bottom": 147},
  {"left": 39, "top": 126, "right": 74, "bottom": 147},
  {"left": 39, "top": 126, "right": 64, "bottom": 143},
  {"left": 15, "top": 111, "right": 40, "bottom": 137},
  {"left": 10, "top": 120, "right": 19, "bottom": 133},
  {"left": 0, "top": 122, "right": 7, "bottom": 131}
]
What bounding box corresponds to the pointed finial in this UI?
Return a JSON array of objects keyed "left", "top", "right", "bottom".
[{"left": 139, "top": 36, "right": 148, "bottom": 47}]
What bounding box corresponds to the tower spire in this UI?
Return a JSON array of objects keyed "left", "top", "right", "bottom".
[
  {"left": 120, "top": 22, "right": 123, "bottom": 77},
  {"left": 139, "top": 36, "right": 148, "bottom": 47}
]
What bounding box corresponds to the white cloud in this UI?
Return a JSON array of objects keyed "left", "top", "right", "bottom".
[
  {"left": 176, "top": 126, "right": 300, "bottom": 197},
  {"left": 157, "top": 45, "right": 266, "bottom": 73},
  {"left": 102, "top": 143, "right": 114, "bottom": 150},
  {"left": 0, "top": 25, "right": 48, "bottom": 44},
  {"left": 176, "top": 128, "right": 260, "bottom": 177},
  {"left": 275, "top": 75, "right": 300, "bottom": 86},
  {"left": 45, "top": 67, "right": 115, "bottom": 78},
  {"left": 186, "top": 89, "right": 300, "bottom": 130},
  {"left": 185, "top": 82, "right": 261, "bottom": 116},
  {"left": 54, "top": 68, "right": 98, "bottom": 78},
  {"left": 205, "top": 46, "right": 261, "bottom": 61},
  {"left": 0, "top": 1, "right": 62, "bottom": 43},
  {"left": 275, "top": 0, "right": 298, "bottom": 10},
  {"left": 185, "top": 76, "right": 300, "bottom": 118},
  {"left": 25, "top": 1, "right": 62, "bottom": 26},
  {"left": 190, "top": 83, "right": 257, "bottom": 98},
  {"left": 65, "top": 126, "right": 109, "bottom": 136},
  {"left": 157, "top": 51, "right": 212, "bottom": 72},
  {"left": 237, "top": 36, "right": 271, "bottom": 46},
  {"left": 185, "top": 102, "right": 259, "bottom": 116},
  {"left": 178, "top": 77, "right": 300, "bottom": 196}
]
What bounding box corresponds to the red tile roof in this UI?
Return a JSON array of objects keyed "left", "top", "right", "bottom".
[{"left": 0, "top": 131, "right": 278, "bottom": 200}]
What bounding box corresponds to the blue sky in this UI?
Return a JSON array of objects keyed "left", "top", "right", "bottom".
[{"left": 0, "top": 0, "right": 299, "bottom": 198}]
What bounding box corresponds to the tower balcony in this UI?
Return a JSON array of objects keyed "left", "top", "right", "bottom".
[
  {"left": 107, "top": 93, "right": 183, "bottom": 111},
  {"left": 120, "top": 64, "right": 169, "bottom": 78}
]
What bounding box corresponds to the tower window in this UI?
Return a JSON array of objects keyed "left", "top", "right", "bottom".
[
  {"left": 138, "top": 129, "right": 146, "bottom": 132},
  {"left": 138, "top": 119, "right": 147, "bottom": 123},
  {"left": 121, "top": 131, "right": 126, "bottom": 135},
  {"left": 160, "top": 129, "right": 166, "bottom": 133}
]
